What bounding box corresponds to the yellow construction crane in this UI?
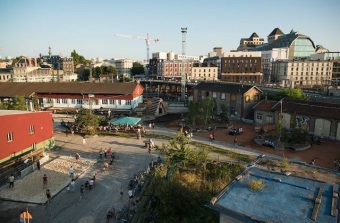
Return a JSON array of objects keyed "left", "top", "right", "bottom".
[{"left": 115, "top": 33, "right": 159, "bottom": 63}]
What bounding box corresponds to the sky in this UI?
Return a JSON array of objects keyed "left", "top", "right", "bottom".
[{"left": 0, "top": 0, "right": 340, "bottom": 61}]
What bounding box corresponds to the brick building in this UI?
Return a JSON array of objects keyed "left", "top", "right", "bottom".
[{"left": 221, "top": 52, "right": 263, "bottom": 84}]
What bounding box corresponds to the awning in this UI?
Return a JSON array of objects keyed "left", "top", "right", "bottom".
[{"left": 110, "top": 117, "right": 141, "bottom": 126}]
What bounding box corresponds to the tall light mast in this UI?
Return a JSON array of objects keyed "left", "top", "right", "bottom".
[{"left": 181, "top": 27, "right": 188, "bottom": 101}]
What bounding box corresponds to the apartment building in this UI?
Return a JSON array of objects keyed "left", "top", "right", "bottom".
[
  {"left": 189, "top": 64, "right": 218, "bottom": 81},
  {"left": 221, "top": 52, "right": 263, "bottom": 84},
  {"left": 271, "top": 59, "right": 333, "bottom": 87}
]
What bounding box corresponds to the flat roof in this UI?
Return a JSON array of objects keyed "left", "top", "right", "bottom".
[
  {"left": 0, "top": 110, "right": 49, "bottom": 116},
  {"left": 212, "top": 167, "right": 337, "bottom": 223}
]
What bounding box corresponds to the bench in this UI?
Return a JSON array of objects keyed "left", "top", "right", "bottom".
[{"left": 311, "top": 187, "right": 324, "bottom": 221}]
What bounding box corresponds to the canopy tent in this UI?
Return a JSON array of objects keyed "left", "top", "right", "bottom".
[{"left": 110, "top": 117, "right": 141, "bottom": 126}]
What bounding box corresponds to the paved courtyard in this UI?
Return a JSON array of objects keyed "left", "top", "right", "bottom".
[
  {"left": 0, "top": 132, "right": 161, "bottom": 223},
  {"left": 0, "top": 156, "right": 94, "bottom": 203}
]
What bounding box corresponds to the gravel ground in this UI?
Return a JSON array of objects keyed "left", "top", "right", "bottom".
[{"left": 0, "top": 156, "right": 94, "bottom": 203}]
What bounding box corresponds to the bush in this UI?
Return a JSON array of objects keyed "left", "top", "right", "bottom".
[
  {"left": 248, "top": 179, "right": 265, "bottom": 191},
  {"left": 279, "top": 158, "right": 290, "bottom": 169}
]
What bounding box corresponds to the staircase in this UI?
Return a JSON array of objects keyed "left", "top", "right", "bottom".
[{"left": 146, "top": 97, "right": 162, "bottom": 116}]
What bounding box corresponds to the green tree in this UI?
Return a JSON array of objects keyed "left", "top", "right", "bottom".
[
  {"left": 92, "top": 66, "right": 102, "bottom": 78},
  {"left": 220, "top": 103, "right": 230, "bottom": 124},
  {"left": 188, "top": 101, "right": 200, "bottom": 127},
  {"left": 8, "top": 96, "right": 26, "bottom": 110},
  {"left": 270, "top": 88, "right": 309, "bottom": 101},
  {"left": 130, "top": 62, "right": 145, "bottom": 76},
  {"left": 71, "top": 50, "right": 91, "bottom": 67},
  {"left": 75, "top": 109, "right": 99, "bottom": 135},
  {"left": 199, "top": 97, "right": 214, "bottom": 125},
  {"left": 0, "top": 100, "right": 9, "bottom": 109}
]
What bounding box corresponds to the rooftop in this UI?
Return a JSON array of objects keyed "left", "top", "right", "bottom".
[
  {"left": 268, "top": 27, "right": 284, "bottom": 36},
  {"left": 0, "top": 82, "right": 141, "bottom": 98},
  {"left": 194, "top": 81, "right": 261, "bottom": 94},
  {"left": 0, "top": 110, "right": 49, "bottom": 116},
  {"left": 210, "top": 167, "right": 337, "bottom": 223}
]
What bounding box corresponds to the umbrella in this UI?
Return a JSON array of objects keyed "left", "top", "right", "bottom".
[{"left": 110, "top": 117, "right": 141, "bottom": 126}]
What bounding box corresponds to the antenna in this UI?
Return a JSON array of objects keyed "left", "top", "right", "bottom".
[{"left": 181, "top": 27, "right": 187, "bottom": 55}]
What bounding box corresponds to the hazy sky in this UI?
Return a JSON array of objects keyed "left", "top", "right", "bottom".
[{"left": 1, "top": 0, "right": 339, "bottom": 60}]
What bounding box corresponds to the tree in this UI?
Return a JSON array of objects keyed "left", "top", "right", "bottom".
[
  {"left": 199, "top": 97, "right": 214, "bottom": 125},
  {"left": 75, "top": 109, "right": 99, "bottom": 135},
  {"left": 8, "top": 96, "right": 26, "bottom": 110},
  {"left": 219, "top": 103, "right": 230, "bottom": 124},
  {"left": 188, "top": 101, "right": 200, "bottom": 127},
  {"left": 130, "top": 62, "right": 145, "bottom": 76},
  {"left": 70, "top": 50, "right": 91, "bottom": 67},
  {"left": 270, "top": 88, "right": 308, "bottom": 101}
]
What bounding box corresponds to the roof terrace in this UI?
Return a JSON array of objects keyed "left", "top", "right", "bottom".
[{"left": 210, "top": 167, "right": 338, "bottom": 223}]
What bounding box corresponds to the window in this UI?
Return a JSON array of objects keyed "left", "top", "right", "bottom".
[
  {"left": 76, "top": 99, "right": 83, "bottom": 104},
  {"left": 29, "top": 125, "right": 35, "bottom": 134},
  {"left": 109, "top": 100, "right": 115, "bottom": 105},
  {"left": 256, "top": 113, "right": 263, "bottom": 120},
  {"left": 102, "top": 99, "right": 108, "bottom": 104},
  {"left": 71, "top": 99, "right": 76, "bottom": 104},
  {"left": 126, "top": 100, "right": 131, "bottom": 105},
  {"left": 56, "top": 99, "right": 61, "bottom": 104},
  {"left": 118, "top": 100, "right": 121, "bottom": 105},
  {"left": 7, "top": 132, "right": 13, "bottom": 142},
  {"left": 62, "top": 99, "right": 67, "bottom": 104},
  {"left": 245, "top": 95, "right": 250, "bottom": 102},
  {"left": 212, "top": 92, "right": 217, "bottom": 98}
]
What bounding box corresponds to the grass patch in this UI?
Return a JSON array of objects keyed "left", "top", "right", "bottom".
[
  {"left": 144, "top": 133, "right": 173, "bottom": 140},
  {"left": 190, "top": 141, "right": 252, "bottom": 163},
  {"left": 279, "top": 158, "right": 290, "bottom": 169},
  {"left": 248, "top": 179, "right": 265, "bottom": 191}
]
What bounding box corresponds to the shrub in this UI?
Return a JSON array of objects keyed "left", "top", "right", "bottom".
[
  {"left": 279, "top": 158, "right": 290, "bottom": 169},
  {"left": 248, "top": 179, "right": 265, "bottom": 191}
]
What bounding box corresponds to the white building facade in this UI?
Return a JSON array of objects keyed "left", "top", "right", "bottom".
[{"left": 271, "top": 60, "right": 333, "bottom": 87}]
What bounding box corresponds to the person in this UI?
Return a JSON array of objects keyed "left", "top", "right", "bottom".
[
  {"left": 69, "top": 166, "right": 75, "bottom": 179},
  {"left": 311, "top": 159, "right": 316, "bottom": 165},
  {"left": 152, "top": 122, "right": 155, "bottom": 129},
  {"left": 85, "top": 180, "right": 89, "bottom": 190},
  {"left": 43, "top": 174, "right": 48, "bottom": 188},
  {"left": 149, "top": 123, "right": 152, "bottom": 129},
  {"left": 8, "top": 174, "right": 14, "bottom": 189},
  {"left": 46, "top": 189, "right": 51, "bottom": 204},
  {"left": 36, "top": 160, "right": 41, "bottom": 170},
  {"left": 82, "top": 136, "right": 86, "bottom": 145},
  {"left": 70, "top": 179, "right": 75, "bottom": 192},
  {"left": 234, "top": 137, "right": 238, "bottom": 145},
  {"left": 128, "top": 189, "right": 133, "bottom": 200},
  {"left": 75, "top": 153, "right": 80, "bottom": 161},
  {"left": 99, "top": 149, "right": 103, "bottom": 159},
  {"left": 89, "top": 179, "right": 94, "bottom": 190},
  {"left": 109, "top": 158, "right": 114, "bottom": 165},
  {"left": 149, "top": 139, "right": 155, "bottom": 149},
  {"left": 209, "top": 133, "right": 214, "bottom": 142},
  {"left": 80, "top": 184, "right": 84, "bottom": 200},
  {"left": 104, "top": 149, "right": 107, "bottom": 158}
]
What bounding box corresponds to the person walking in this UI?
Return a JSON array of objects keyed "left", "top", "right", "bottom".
[
  {"left": 70, "top": 179, "right": 76, "bottom": 192},
  {"left": 43, "top": 174, "right": 48, "bottom": 189},
  {"left": 80, "top": 184, "right": 84, "bottom": 200},
  {"left": 36, "top": 160, "right": 41, "bottom": 170},
  {"left": 82, "top": 136, "right": 86, "bottom": 145},
  {"left": 69, "top": 166, "right": 75, "bottom": 179},
  {"left": 234, "top": 137, "right": 238, "bottom": 145},
  {"left": 8, "top": 174, "right": 14, "bottom": 189},
  {"left": 46, "top": 189, "right": 51, "bottom": 205}
]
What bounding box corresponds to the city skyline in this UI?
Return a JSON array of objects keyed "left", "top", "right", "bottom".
[{"left": 1, "top": 0, "right": 340, "bottom": 60}]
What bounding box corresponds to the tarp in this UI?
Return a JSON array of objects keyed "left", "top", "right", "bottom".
[{"left": 110, "top": 117, "right": 141, "bottom": 126}]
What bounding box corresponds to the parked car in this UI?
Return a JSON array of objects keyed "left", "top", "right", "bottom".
[
  {"left": 263, "top": 139, "right": 276, "bottom": 148},
  {"left": 228, "top": 128, "right": 243, "bottom": 135}
]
